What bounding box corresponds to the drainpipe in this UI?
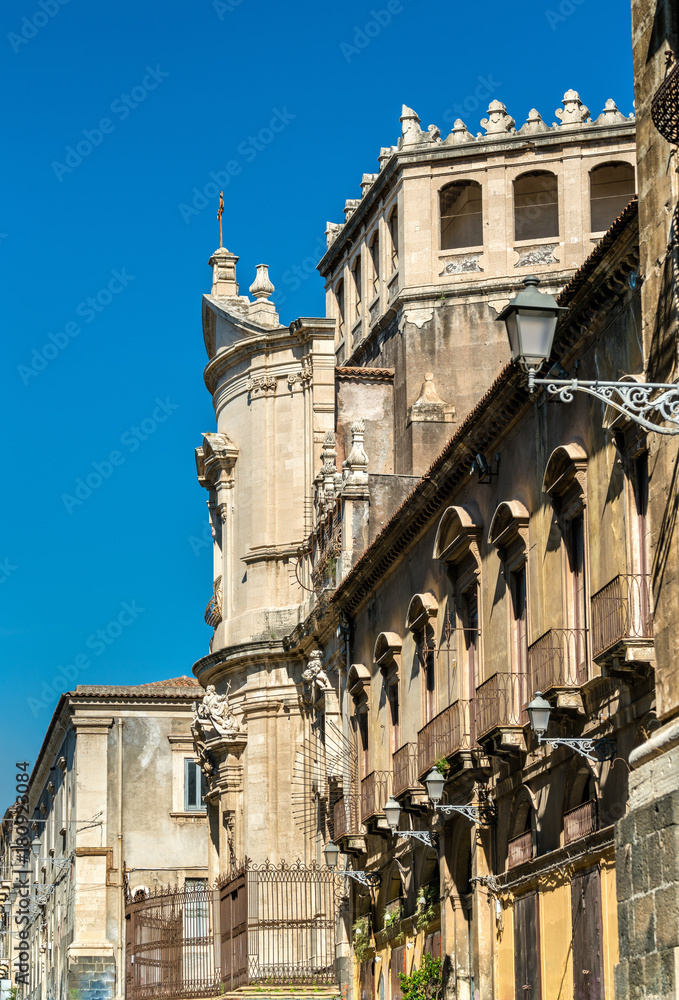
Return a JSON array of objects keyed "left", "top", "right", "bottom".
[{"left": 116, "top": 718, "right": 124, "bottom": 1000}]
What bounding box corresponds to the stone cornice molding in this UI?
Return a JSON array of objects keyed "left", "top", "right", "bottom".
[
  {"left": 70, "top": 716, "right": 114, "bottom": 735},
  {"left": 336, "top": 367, "right": 395, "bottom": 383},
  {"left": 488, "top": 500, "right": 530, "bottom": 558},
  {"left": 404, "top": 593, "right": 439, "bottom": 634},
  {"left": 433, "top": 505, "right": 483, "bottom": 568},
  {"left": 373, "top": 632, "right": 402, "bottom": 684}
]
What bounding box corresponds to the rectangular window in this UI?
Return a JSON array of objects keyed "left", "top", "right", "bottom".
[
  {"left": 184, "top": 759, "right": 207, "bottom": 811},
  {"left": 424, "top": 648, "right": 435, "bottom": 724},
  {"left": 358, "top": 712, "right": 369, "bottom": 780},
  {"left": 567, "top": 514, "right": 587, "bottom": 679},
  {"left": 511, "top": 568, "right": 527, "bottom": 701},
  {"left": 513, "top": 892, "right": 541, "bottom": 1000}
]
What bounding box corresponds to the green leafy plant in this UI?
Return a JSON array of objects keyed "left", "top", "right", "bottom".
[
  {"left": 434, "top": 758, "right": 449, "bottom": 776},
  {"left": 384, "top": 900, "right": 403, "bottom": 928},
  {"left": 352, "top": 915, "right": 373, "bottom": 961},
  {"left": 398, "top": 954, "right": 443, "bottom": 1000},
  {"left": 415, "top": 886, "right": 437, "bottom": 932}
]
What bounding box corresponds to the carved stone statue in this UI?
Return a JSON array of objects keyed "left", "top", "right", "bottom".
[
  {"left": 193, "top": 682, "right": 247, "bottom": 739},
  {"left": 301, "top": 650, "right": 332, "bottom": 700}
]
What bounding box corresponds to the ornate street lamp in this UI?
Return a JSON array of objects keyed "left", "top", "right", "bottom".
[
  {"left": 423, "top": 768, "right": 495, "bottom": 825},
  {"left": 498, "top": 276, "right": 679, "bottom": 435},
  {"left": 323, "top": 842, "right": 381, "bottom": 887},
  {"left": 527, "top": 691, "right": 616, "bottom": 762},
  {"left": 383, "top": 796, "right": 437, "bottom": 847}
]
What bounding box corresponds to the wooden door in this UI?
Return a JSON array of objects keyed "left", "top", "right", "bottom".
[
  {"left": 571, "top": 869, "right": 605, "bottom": 1000},
  {"left": 390, "top": 945, "right": 405, "bottom": 1000},
  {"left": 514, "top": 892, "right": 541, "bottom": 999},
  {"left": 359, "top": 960, "right": 374, "bottom": 1000}
]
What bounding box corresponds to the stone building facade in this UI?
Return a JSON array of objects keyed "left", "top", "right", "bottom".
[
  {"left": 1, "top": 678, "right": 208, "bottom": 1000},
  {"left": 189, "top": 86, "right": 647, "bottom": 998}
]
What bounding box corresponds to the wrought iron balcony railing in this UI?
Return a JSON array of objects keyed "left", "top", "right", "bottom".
[
  {"left": 651, "top": 58, "right": 679, "bottom": 145},
  {"left": 528, "top": 627, "right": 587, "bottom": 693},
  {"left": 417, "top": 700, "right": 471, "bottom": 777},
  {"left": 590, "top": 574, "right": 653, "bottom": 661},
  {"left": 392, "top": 743, "right": 420, "bottom": 798},
  {"left": 507, "top": 830, "right": 533, "bottom": 869},
  {"left": 475, "top": 673, "right": 525, "bottom": 739},
  {"left": 564, "top": 799, "right": 597, "bottom": 845},
  {"left": 361, "top": 771, "right": 392, "bottom": 823},
  {"left": 333, "top": 794, "right": 360, "bottom": 841}
]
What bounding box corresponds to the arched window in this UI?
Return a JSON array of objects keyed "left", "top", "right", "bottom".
[
  {"left": 590, "top": 162, "right": 635, "bottom": 232},
  {"left": 335, "top": 278, "right": 345, "bottom": 343},
  {"left": 440, "top": 181, "right": 483, "bottom": 250},
  {"left": 514, "top": 171, "right": 559, "bottom": 241},
  {"left": 369, "top": 231, "right": 380, "bottom": 297},
  {"left": 352, "top": 254, "right": 362, "bottom": 320},
  {"left": 388, "top": 206, "right": 398, "bottom": 271}
]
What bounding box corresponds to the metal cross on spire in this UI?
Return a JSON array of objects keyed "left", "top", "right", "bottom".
[{"left": 217, "top": 191, "right": 224, "bottom": 248}]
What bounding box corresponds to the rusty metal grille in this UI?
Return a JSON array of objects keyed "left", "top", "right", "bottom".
[
  {"left": 126, "top": 883, "right": 220, "bottom": 1000},
  {"left": 507, "top": 831, "right": 533, "bottom": 869},
  {"left": 392, "top": 743, "right": 419, "bottom": 798},
  {"left": 590, "top": 574, "right": 653, "bottom": 659},
  {"left": 219, "top": 860, "right": 338, "bottom": 988},
  {"left": 360, "top": 770, "right": 392, "bottom": 822},
  {"left": 651, "top": 58, "right": 679, "bottom": 145},
  {"left": 417, "top": 700, "right": 471, "bottom": 777},
  {"left": 528, "top": 628, "right": 587, "bottom": 691},
  {"left": 475, "top": 672, "right": 526, "bottom": 738},
  {"left": 564, "top": 800, "right": 597, "bottom": 845}
]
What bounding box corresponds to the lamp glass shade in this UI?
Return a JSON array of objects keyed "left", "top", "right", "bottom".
[
  {"left": 527, "top": 691, "right": 552, "bottom": 735},
  {"left": 425, "top": 767, "right": 445, "bottom": 805},
  {"left": 31, "top": 837, "right": 41, "bottom": 859},
  {"left": 323, "top": 842, "right": 340, "bottom": 869},
  {"left": 384, "top": 796, "right": 402, "bottom": 832},
  {"left": 514, "top": 310, "right": 558, "bottom": 369}
]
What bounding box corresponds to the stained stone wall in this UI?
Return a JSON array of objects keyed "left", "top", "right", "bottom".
[{"left": 67, "top": 955, "right": 116, "bottom": 1000}]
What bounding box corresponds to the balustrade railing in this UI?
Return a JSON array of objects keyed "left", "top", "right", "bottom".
[
  {"left": 417, "top": 701, "right": 470, "bottom": 777},
  {"left": 590, "top": 574, "right": 653, "bottom": 660},
  {"left": 475, "top": 673, "right": 525, "bottom": 738},
  {"left": 333, "top": 794, "right": 360, "bottom": 840},
  {"left": 392, "top": 743, "right": 419, "bottom": 798},
  {"left": 564, "top": 800, "right": 597, "bottom": 844},
  {"left": 507, "top": 830, "right": 533, "bottom": 869},
  {"left": 528, "top": 628, "right": 587, "bottom": 692},
  {"left": 361, "top": 771, "right": 392, "bottom": 822}
]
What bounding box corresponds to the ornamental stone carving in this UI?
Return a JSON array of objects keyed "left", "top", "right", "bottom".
[
  {"left": 343, "top": 418, "right": 369, "bottom": 484},
  {"left": 519, "top": 109, "right": 550, "bottom": 135},
  {"left": 326, "top": 222, "right": 344, "bottom": 247},
  {"left": 594, "top": 98, "right": 629, "bottom": 126},
  {"left": 444, "top": 119, "right": 474, "bottom": 144},
  {"left": 193, "top": 683, "right": 247, "bottom": 741},
  {"left": 301, "top": 649, "right": 333, "bottom": 702},
  {"left": 555, "top": 90, "right": 591, "bottom": 126},
  {"left": 515, "top": 246, "right": 559, "bottom": 267},
  {"left": 439, "top": 254, "right": 483, "bottom": 275},
  {"left": 287, "top": 356, "right": 313, "bottom": 388},
  {"left": 246, "top": 374, "right": 278, "bottom": 394},
  {"left": 481, "top": 100, "right": 515, "bottom": 135}
]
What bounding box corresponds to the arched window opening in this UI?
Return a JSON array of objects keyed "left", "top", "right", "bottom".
[
  {"left": 440, "top": 181, "right": 483, "bottom": 250},
  {"left": 352, "top": 254, "right": 362, "bottom": 320},
  {"left": 514, "top": 171, "right": 559, "bottom": 241},
  {"left": 388, "top": 206, "right": 398, "bottom": 272},
  {"left": 369, "top": 232, "right": 380, "bottom": 297},
  {"left": 590, "top": 162, "right": 635, "bottom": 232},
  {"left": 335, "top": 279, "right": 345, "bottom": 343}
]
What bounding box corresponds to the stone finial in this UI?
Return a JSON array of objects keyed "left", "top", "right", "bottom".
[
  {"left": 361, "top": 173, "right": 378, "bottom": 196},
  {"left": 344, "top": 198, "right": 361, "bottom": 221},
  {"left": 407, "top": 373, "right": 455, "bottom": 425},
  {"left": 378, "top": 146, "right": 397, "bottom": 170},
  {"left": 427, "top": 124, "right": 441, "bottom": 142},
  {"left": 344, "top": 418, "right": 369, "bottom": 484},
  {"left": 326, "top": 222, "right": 344, "bottom": 247},
  {"left": 399, "top": 104, "right": 424, "bottom": 147},
  {"left": 249, "top": 264, "right": 274, "bottom": 300},
  {"left": 594, "top": 98, "right": 628, "bottom": 126},
  {"left": 480, "top": 100, "right": 515, "bottom": 135},
  {"left": 519, "top": 109, "right": 550, "bottom": 135},
  {"left": 209, "top": 246, "right": 239, "bottom": 297},
  {"left": 555, "top": 90, "right": 591, "bottom": 126},
  {"left": 248, "top": 264, "right": 279, "bottom": 327},
  {"left": 321, "top": 431, "right": 338, "bottom": 499},
  {"left": 444, "top": 119, "right": 474, "bottom": 144}
]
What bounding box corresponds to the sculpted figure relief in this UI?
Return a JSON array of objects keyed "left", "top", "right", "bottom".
[
  {"left": 194, "top": 682, "right": 246, "bottom": 739},
  {"left": 301, "top": 650, "right": 332, "bottom": 696}
]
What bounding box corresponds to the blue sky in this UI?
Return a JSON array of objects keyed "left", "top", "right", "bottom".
[{"left": 0, "top": 0, "right": 634, "bottom": 807}]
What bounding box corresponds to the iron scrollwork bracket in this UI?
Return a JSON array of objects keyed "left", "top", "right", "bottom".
[
  {"left": 396, "top": 830, "right": 438, "bottom": 848},
  {"left": 336, "top": 869, "right": 382, "bottom": 888},
  {"left": 527, "top": 374, "right": 679, "bottom": 436},
  {"left": 436, "top": 801, "right": 496, "bottom": 825},
  {"left": 538, "top": 735, "right": 617, "bottom": 763}
]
